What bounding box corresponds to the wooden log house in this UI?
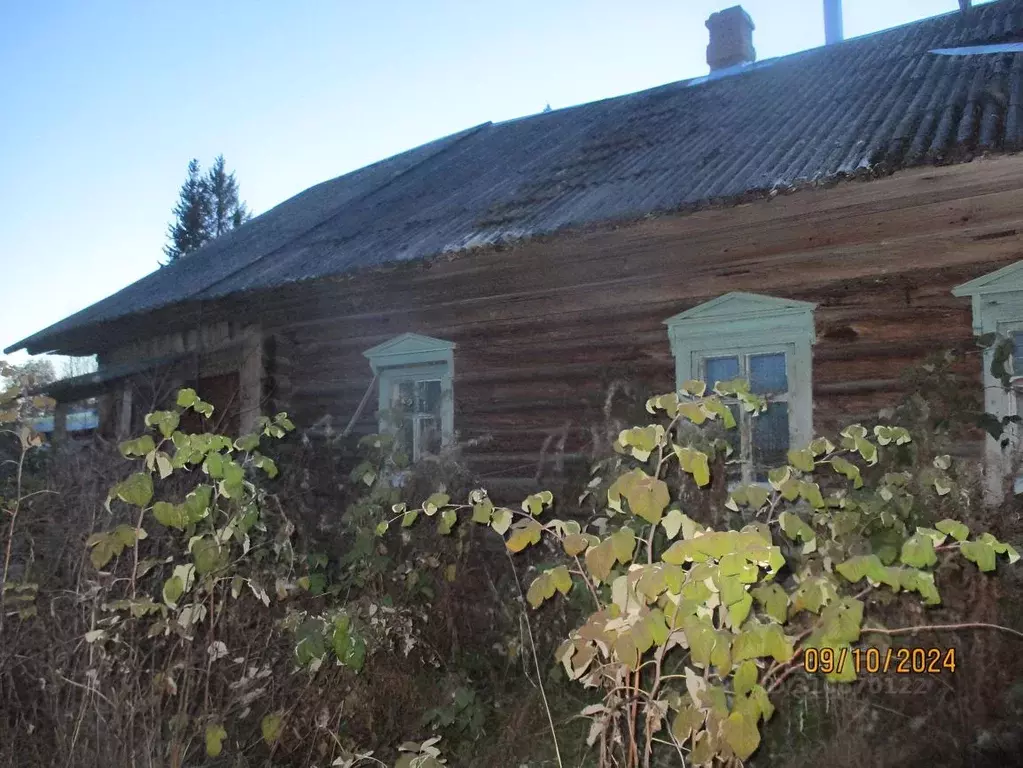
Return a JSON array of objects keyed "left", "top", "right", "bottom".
[{"left": 9, "top": 1, "right": 1023, "bottom": 501}]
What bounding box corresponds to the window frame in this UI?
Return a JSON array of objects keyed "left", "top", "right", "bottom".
[
  {"left": 363, "top": 333, "right": 455, "bottom": 462},
  {"left": 381, "top": 365, "right": 448, "bottom": 462},
  {"left": 664, "top": 292, "right": 816, "bottom": 485},
  {"left": 952, "top": 264, "right": 1023, "bottom": 501},
  {"left": 695, "top": 343, "right": 797, "bottom": 485}
]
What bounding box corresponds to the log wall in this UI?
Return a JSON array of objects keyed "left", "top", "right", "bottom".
[{"left": 100, "top": 154, "right": 1023, "bottom": 496}]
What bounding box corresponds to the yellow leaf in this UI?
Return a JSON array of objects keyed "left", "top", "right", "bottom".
[{"left": 206, "top": 723, "right": 227, "bottom": 757}]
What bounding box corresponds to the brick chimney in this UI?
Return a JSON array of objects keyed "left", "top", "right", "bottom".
[{"left": 706, "top": 6, "right": 756, "bottom": 72}]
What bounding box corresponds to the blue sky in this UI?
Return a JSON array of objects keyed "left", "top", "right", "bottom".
[{"left": 0, "top": 0, "right": 992, "bottom": 364}]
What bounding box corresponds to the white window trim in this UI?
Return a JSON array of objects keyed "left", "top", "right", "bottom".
[
  {"left": 664, "top": 292, "right": 816, "bottom": 484},
  {"left": 953, "top": 264, "right": 1023, "bottom": 501},
  {"left": 362, "top": 333, "right": 455, "bottom": 460}
]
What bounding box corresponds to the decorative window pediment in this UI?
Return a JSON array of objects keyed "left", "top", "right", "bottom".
[
  {"left": 363, "top": 333, "right": 456, "bottom": 462},
  {"left": 665, "top": 292, "right": 816, "bottom": 485},
  {"left": 362, "top": 332, "right": 455, "bottom": 372},
  {"left": 664, "top": 292, "right": 817, "bottom": 345}
]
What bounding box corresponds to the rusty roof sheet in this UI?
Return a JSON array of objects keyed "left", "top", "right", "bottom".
[{"left": 11, "top": 0, "right": 1023, "bottom": 354}]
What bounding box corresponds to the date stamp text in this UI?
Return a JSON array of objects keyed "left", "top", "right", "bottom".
[{"left": 802, "top": 647, "right": 957, "bottom": 676}]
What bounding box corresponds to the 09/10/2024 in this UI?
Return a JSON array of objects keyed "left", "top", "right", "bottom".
[{"left": 802, "top": 646, "right": 957, "bottom": 676}]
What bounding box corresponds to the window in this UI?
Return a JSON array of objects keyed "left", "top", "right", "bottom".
[
  {"left": 953, "top": 262, "right": 1023, "bottom": 501},
  {"left": 664, "top": 292, "right": 816, "bottom": 485},
  {"left": 391, "top": 373, "right": 444, "bottom": 461},
  {"left": 363, "top": 333, "right": 455, "bottom": 462}
]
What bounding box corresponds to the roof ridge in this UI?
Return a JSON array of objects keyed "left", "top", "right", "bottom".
[{"left": 11, "top": 0, "right": 1023, "bottom": 356}]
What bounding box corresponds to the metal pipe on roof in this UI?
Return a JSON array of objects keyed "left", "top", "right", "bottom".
[{"left": 824, "top": 0, "right": 843, "bottom": 45}]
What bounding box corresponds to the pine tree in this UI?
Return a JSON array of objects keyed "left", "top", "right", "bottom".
[
  {"left": 163, "top": 159, "right": 212, "bottom": 264},
  {"left": 205, "top": 155, "right": 251, "bottom": 237},
  {"left": 162, "top": 156, "right": 251, "bottom": 266}
]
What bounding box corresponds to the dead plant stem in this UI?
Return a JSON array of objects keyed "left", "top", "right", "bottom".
[{"left": 505, "top": 548, "right": 564, "bottom": 768}]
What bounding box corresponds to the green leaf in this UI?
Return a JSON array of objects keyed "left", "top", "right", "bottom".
[
  {"left": 163, "top": 575, "right": 184, "bottom": 608},
  {"left": 331, "top": 617, "right": 351, "bottom": 659},
  {"left": 855, "top": 436, "right": 878, "bottom": 465},
  {"left": 154, "top": 411, "right": 180, "bottom": 438},
  {"left": 900, "top": 533, "right": 937, "bottom": 569},
  {"left": 936, "top": 519, "right": 969, "bottom": 542},
  {"left": 722, "top": 710, "right": 761, "bottom": 761},
  {"left": 521, "top": 490, "right": 554, "bottom": 516},
  {"left": 671, "top": 705, "right": 705, "bottom": 743},
  {"left": 155, "top": 452, "right": 173, "bottom": 479},
  {"left": 787, "top": 448, "right": 815, "bottom": 473},
  {"left": 961, "top": 540, "right": 997, "bottom": 572},
  {"left": 253, "top": 454, "right": 278, "bottom": 479},
  {"left": 527, "top": 574, "right": 553, "bottom": 608},
  {"left": 86, "top": 533, "right": 117, "bottom": 570},
  {"left": 438, "top": 508, "right": 457, "bottom": 535},
  {"left": 608, "top": 469, "right": 670, "bottom": 524},
  {"left": 585, "top": 540, "right": 616, "bottom": 583},
  {"left": 191, "top": 537, "right": 227, "bottom": 575},
  {"left": 562, "top": 533, "right": 589, "bottom": 556},
  {"left": 471, "top": 500, "right": 493, "bottom": 524},
  {"left": 733, "top": 660, "right": 758, "bottom": 696},
  {"left": 732, "top": 624, "right": 793, "bottom": 663},
  {"left": 261, "top": 713, "right": 283, "bottom": 745},
  {"left": 342, "top": 635, "right": 366, "bottom": 671},
  {"left": 778, "top": 512, "right": 816, "bottom": 552},
  {"left": 423, "top": 493, "right": 450, "bottom": 515},
  {"left": 184, "top": 486, "right": 212, "bottom": 522},
  {"left": 768, "top": 465, "right": 791, "bottom": 490},
  {"left": 798, "top": 481, "right": 825, "bottom": 509},
  {"left": 490, "top": 508, "right": 513, "bottom": 536},
  {"left": 728, "top": 592, "right": 754, "bottom": 628},
  {"left": 899, "top": 569, "right": 941, "bottom": 605},
  {"left": 374, "top": 521, "right": 389, "bottom": 537},
  {"left": 549, "top": 565, "right": 573, "bottom": 595},
  {"left": 611, "top": 527, "right": 636, "bottom": 564},
  {"left": 206, "top": 724, "right": 227, "bottom": 757},
  {"left": 234, "top": 433, "right": 261, "bottom": 451},
  {"left": 830, "top": 456, "right": 863, "bottom": 488},
  {"left": 745, "top": 485, "right": 770, "bottom": 509},
  {"left": 176, "top": 388, "right": 198, "bottom": 408},
  {"left": 505, "top": 519, "right": 543, "bottom": 553},
  {"left": 204, "top": 451, "right": 225, "bottom": 478},
  {"left": 618, "top": 425, "right": 664, "bottom": 460},
  {"left": 691, "top": 451, "right": 711, "bottom": 487},
  {"left": 661, "top": 509, "right": 686, "bottom": 539},
  {"left": 751, "top": 584, "right": 788, "bottom": 624},
  {"left": 119, "top": 434, "right": 156, "bottom": 457},
  {"left": 1006, "top": 542, "right": 1021, "bottom": 566},
  {"left": 113, "top": 472, "right": 153, "bottom": 508}
]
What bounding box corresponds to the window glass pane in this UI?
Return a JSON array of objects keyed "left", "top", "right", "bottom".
[
  {"left": 416, "top": 380, "right": 442, "bottom": 416},
  {"left": 396, "top": 381, "right": 415, "bottom": 411},
  {"left": 419, "top": 417, "right": 442, "bottom": 455},
  {"left": 1014, "top": 333, "right": 1023, "bottom": 374},
  {"left": 399, "top": 420, "right": 414, "bottom": 458},
  {"left": 752, "top": 402, "right": 789, "bottom": 479},
  {"left": 749, "top": 353, "right": 788, "bottom": 394},
  {"left": 705, "top": 356, "right": 740, "bottom": 387}
]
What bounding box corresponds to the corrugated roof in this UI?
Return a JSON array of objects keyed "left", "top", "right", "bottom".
[{"left": 11, "top": 0, "right": 1023, "bottom": 355}]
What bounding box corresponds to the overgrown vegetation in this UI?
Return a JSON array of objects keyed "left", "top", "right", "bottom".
[{"left": 2, "top": 343, "right": 1023, "bottom": 768}]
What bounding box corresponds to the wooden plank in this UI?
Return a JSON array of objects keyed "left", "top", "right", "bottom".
[{"left": 78, "top": 154, "right": 1023, "bottom": 487}]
